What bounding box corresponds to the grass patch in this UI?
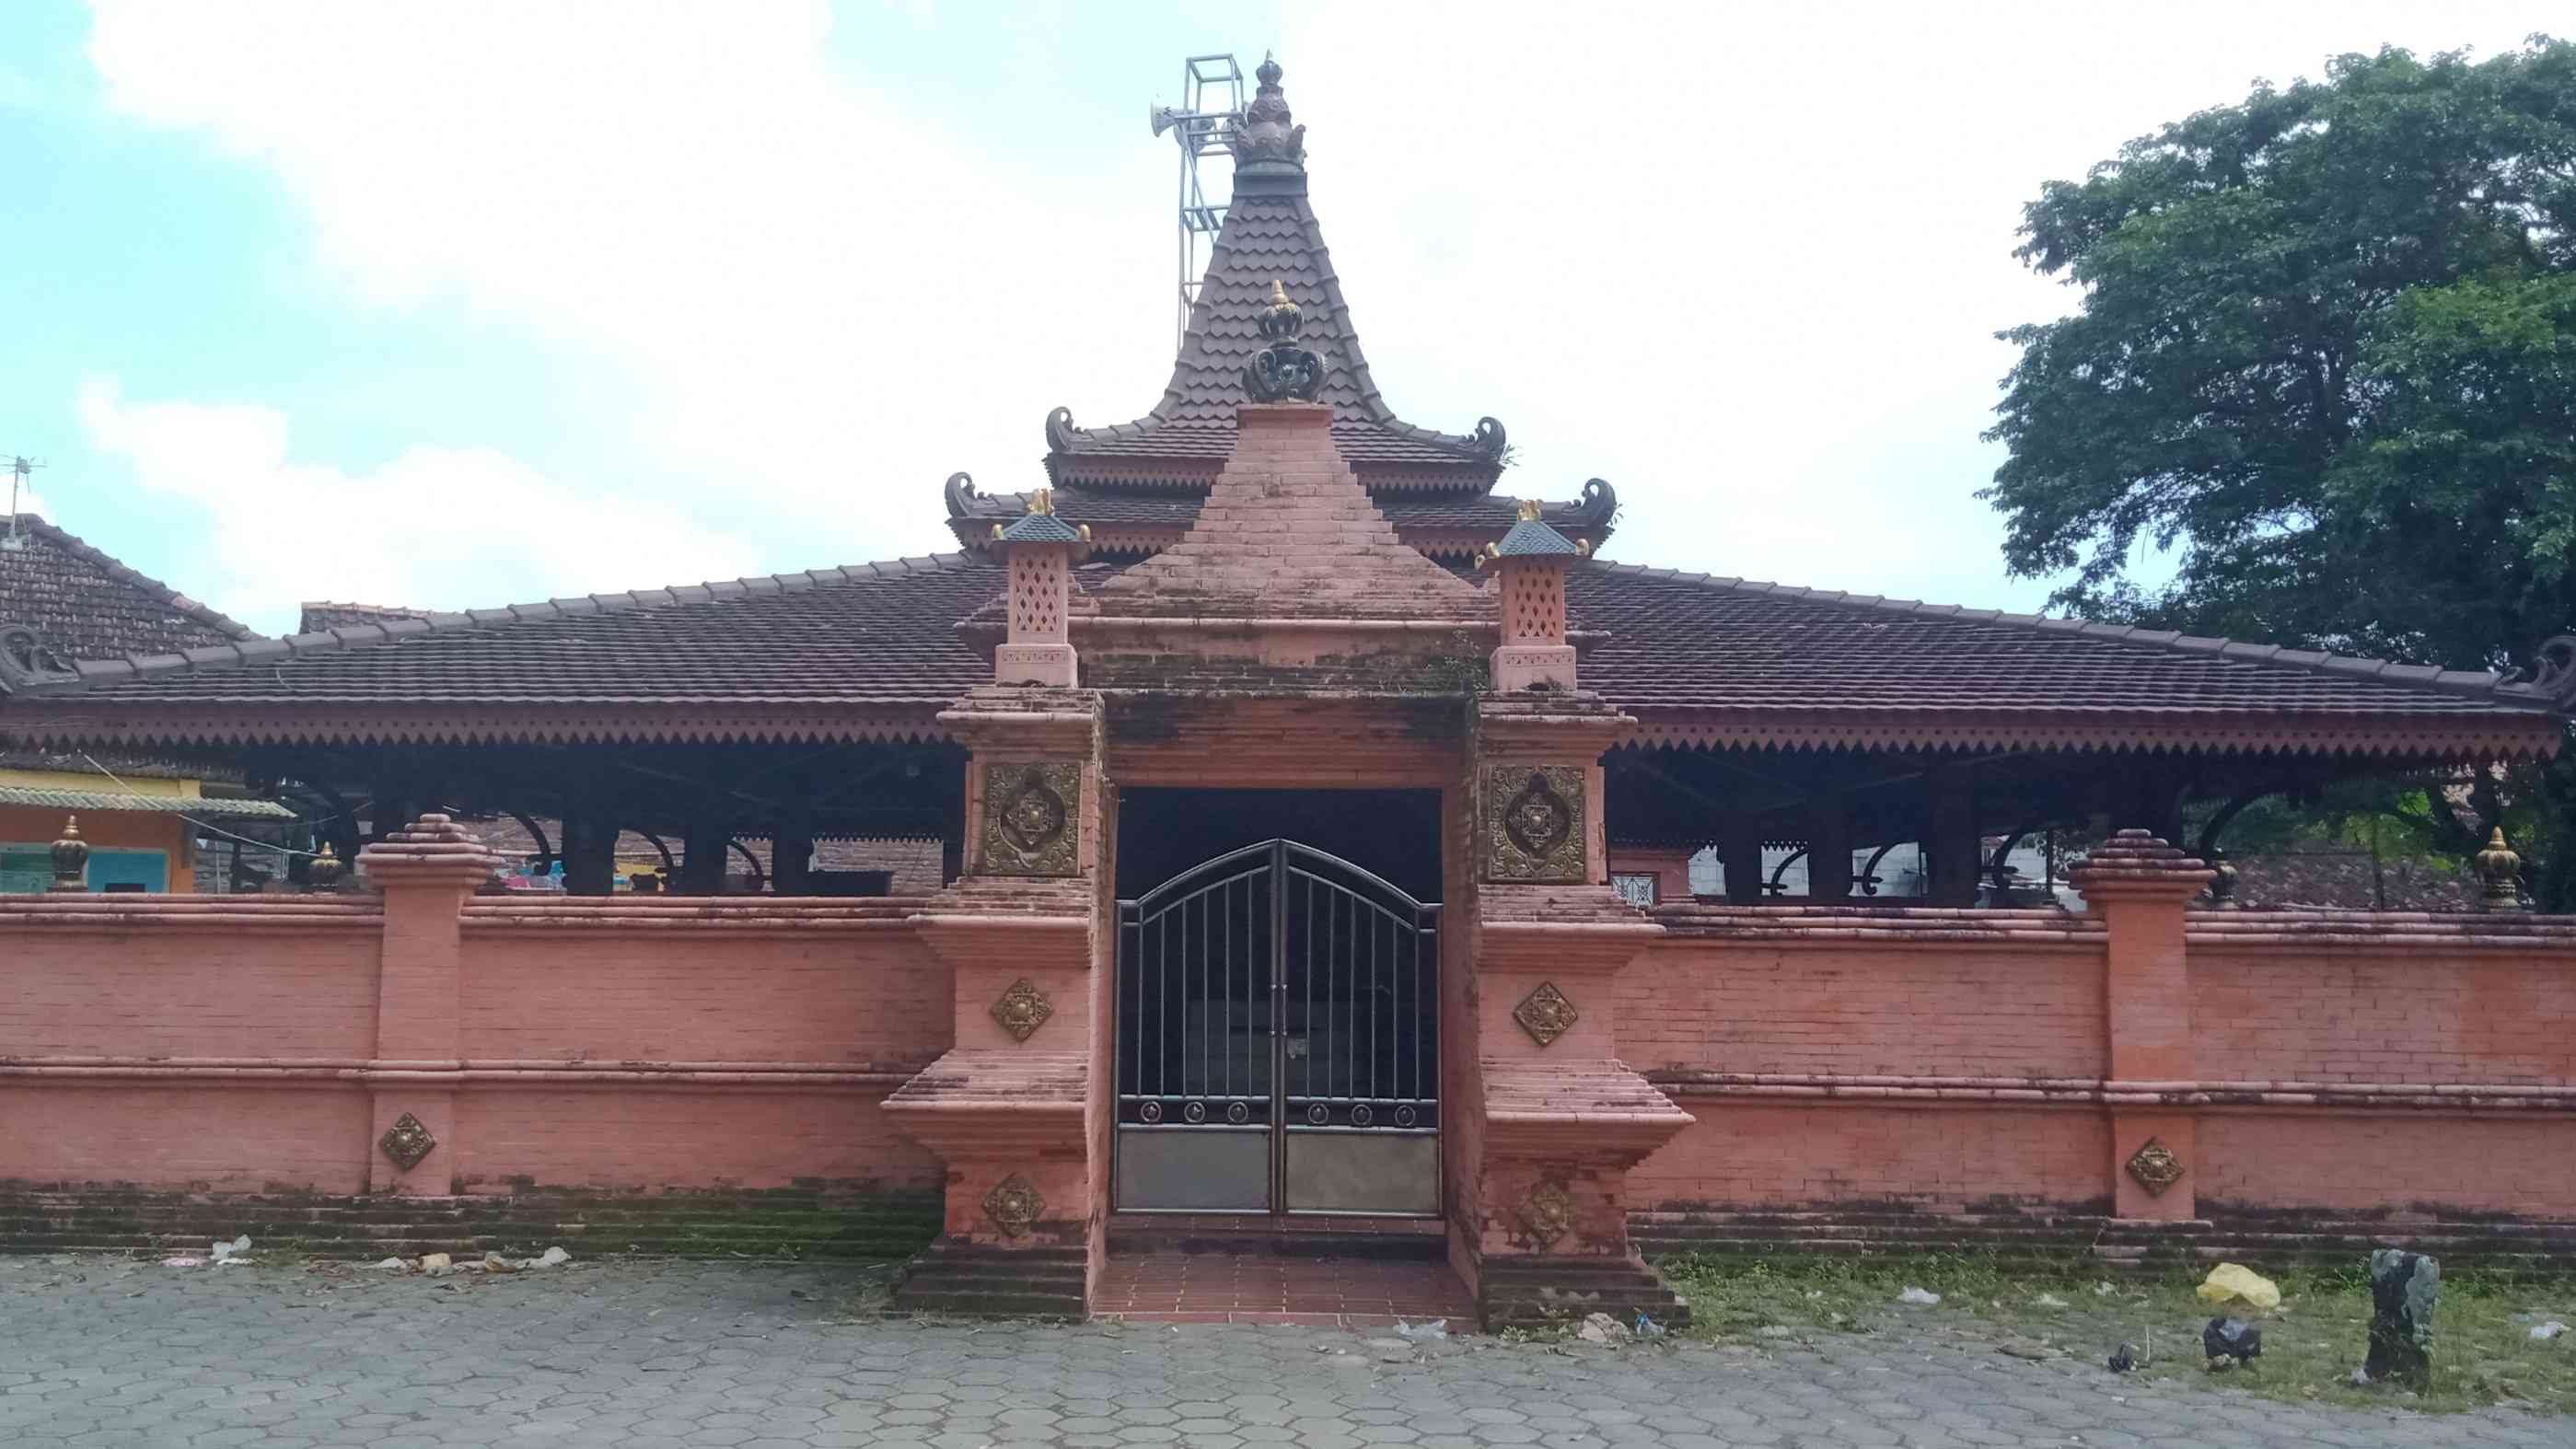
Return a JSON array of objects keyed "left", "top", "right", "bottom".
[{"left": 1660, "top": 1253, "right": 2576, "bottom": 1415}]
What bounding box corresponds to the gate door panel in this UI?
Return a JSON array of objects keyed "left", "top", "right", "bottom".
[{"left": 1116, "top": 840, "right": 1440, "bottom": 1216}]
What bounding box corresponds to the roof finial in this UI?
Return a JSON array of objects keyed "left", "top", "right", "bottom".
[
  {"left": 1028, "top": 487, "right": 1055, "bottom": 516},
  {"left": 1229, "top": 51, "right": 1305, "bottom": 174},
  {"left": 1244, "top": 278, "right": 1326, "bottom": 402},
  {"left": 1516, "top": 499, "right": 1543, "bottom": 522}
]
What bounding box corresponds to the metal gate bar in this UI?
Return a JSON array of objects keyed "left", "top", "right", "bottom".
[{"left": 1114, "top": 839, "right": 1438, "bottom": 1216}]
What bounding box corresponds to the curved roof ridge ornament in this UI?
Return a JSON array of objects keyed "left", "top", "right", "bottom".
[
  {"left": 1471, "top": 417, "right": 1508, "bottom": 461},
  {"left": 2510, "top": 632, "right": 2576, "bottom": 705},
  {"left": 1043, "top": 406, "right": 1081, "bottom": 455},
  {"left": 943, "top": 471, "right": 981, "bottom": 516},
  {"left": 1243, "top": 279, "right": 1327, "bottom": 401},
  {"left": 1228, "top": 52, "right": 1305, "bottom": 176},
  {"left": 0, "top": 622, "right": 77, "bottom": 696},
  {"left": 1572, "top": 477, "right": 1619, "bottom": 527}
]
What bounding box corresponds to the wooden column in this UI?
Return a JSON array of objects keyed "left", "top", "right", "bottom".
[
  {"left": 561, "top": 811, "right": 619, "bottom": 896},
  {"left": 1804, "top": 794, "right": 1851, "bottom": 903},
  {"left": 1925, "top": 764, "right": 1978, "bottom": 907},
  {"left": 1716, "top": 816, "right": 1763, "bottom": 905},
  {"left": 771, "top": 808, "right": 814, "bottom": 898},
  {"left": 677, "top": 813, "right": 728, "bottom": 896},
  {"left": 2070, "top": 830, "right": 2212, "bottom": 1222}
]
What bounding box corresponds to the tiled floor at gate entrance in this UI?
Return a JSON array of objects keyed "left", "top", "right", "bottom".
[{"left": 1094, "top": 1213, "right": 1475, "bottom": 1327}]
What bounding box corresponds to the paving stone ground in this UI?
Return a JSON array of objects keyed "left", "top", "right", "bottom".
[{"left": 0, "top": 1256, "right": 2563, "bottom": 1448}]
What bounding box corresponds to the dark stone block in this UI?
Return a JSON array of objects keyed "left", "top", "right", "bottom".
[{"left": 2364, "top": 1248, "right": 2440, "bottom": 1387}]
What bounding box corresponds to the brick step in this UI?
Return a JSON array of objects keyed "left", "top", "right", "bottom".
[
  {"left": 1476, "top": 1256, "right": 1692, "bottom": 1332},
  {"left": 1106, "top": 1229, "right": 1446, "bottom": 1262},
  {"left": 888, "top": 1240, "right": 1088, "bottom": 1321}
]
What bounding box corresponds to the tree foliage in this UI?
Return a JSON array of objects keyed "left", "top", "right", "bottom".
[
  {"left": 1984, "top": 39, "right": 2576, "bottom": 899},
  {"left": 1987, "top": 37, "right": 2576, "bottom": 666}
]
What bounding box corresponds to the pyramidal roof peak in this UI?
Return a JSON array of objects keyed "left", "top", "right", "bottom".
[{"left": 1043, "top": 54, "right": 1507, "bottom": 485}]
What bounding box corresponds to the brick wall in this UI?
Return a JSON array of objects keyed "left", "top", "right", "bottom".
[
  {"left": 1619, "top": 943, "right": 2106, "bottom": 1080},
  {"left": 0, "top": 895, "right": 951, "bottom": 1256},
  {"left": 1626, "top": 906, "right": 2576, "bottom": 1259}
]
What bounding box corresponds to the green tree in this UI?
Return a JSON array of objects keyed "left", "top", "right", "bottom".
[{"left": 1984, "top": 38, "right": 2576, "bottom": 900}]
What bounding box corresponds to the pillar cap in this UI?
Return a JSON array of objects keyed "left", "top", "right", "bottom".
[
  {"left": 2067, "top": 829, "right": 2213, "bottom": 901},
  {"left": 358, "top": 813, "right": 503, "bottom": 889}
]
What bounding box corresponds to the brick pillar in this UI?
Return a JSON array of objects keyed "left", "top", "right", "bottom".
[
  {"left": 2070, "top": 830, "right": 2212, "bottom": 1222},
  {"left": 1466, "top": 695, "right": 1694, "bottom": 1328},
  {"left": 357, "top": 816, "right": 500, "bottom": 1195},
  {"left": 882, "top": 689, "right": 1103, "bottom": 1318}
]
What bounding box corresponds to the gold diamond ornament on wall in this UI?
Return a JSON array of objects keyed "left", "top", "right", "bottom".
[
  {"left": 2126, "top": 1138, "right": 2185, "bottom": 1195},
  {"left": 981, "top": 1175, "right": 1046, "bottom": 1237},
  {"left": 378, "top": 1112, "right": 437, "bottom": 1171},
  {"left": 1519, "top": 1179, "right": 1574, "bottom": 1247},
  {"left": 990, "top": 978, "right": 1054, "bottom": 1041},
  {"left": 1513, "top": 981, "right": 1579, "bottom": 1048}
]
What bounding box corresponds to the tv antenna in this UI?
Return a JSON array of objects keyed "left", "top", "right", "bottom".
[
  {"left": 1148, "top": 54, "right": 1246, "bottom": 351},
  {"left": 2, "top": 455, "right": 41, "bottom": 551}
]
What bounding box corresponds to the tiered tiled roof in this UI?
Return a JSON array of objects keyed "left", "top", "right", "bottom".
[
  {"left": 1, "top": 514, "right": 253, "bottom": 665},
  {"left": 956, "top": 56, "right": 1607, "bottom": 565},
  {"left": 1041, "top": 58, "right": 1501, "bottom": 484},
  {"left": 0, "top": 554, "right": 2556, "bottom": 759}
]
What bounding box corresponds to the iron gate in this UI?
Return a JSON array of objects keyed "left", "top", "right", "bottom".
[{"left": 1114, "top": 840, "right": 1440, "bottom": 1215}]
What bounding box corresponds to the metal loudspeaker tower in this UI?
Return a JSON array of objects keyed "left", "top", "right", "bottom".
[{"left": 1148, "top": 54, "right": 1245, "bottom": 351}]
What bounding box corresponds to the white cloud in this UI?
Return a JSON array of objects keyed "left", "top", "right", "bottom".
[
  {"left": 76, "top": 378, "right": 759, "bottom": 635},
  {"left": 78, "top": 0, "right": 2559, "bottom": 619},
  {"left": 84, "top": 0, "right": 1158, "bottom": 566}
]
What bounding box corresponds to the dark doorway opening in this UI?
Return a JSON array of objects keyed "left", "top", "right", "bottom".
[{"left": 1115, "top": 788, "right": 1441, "bottom": 902}]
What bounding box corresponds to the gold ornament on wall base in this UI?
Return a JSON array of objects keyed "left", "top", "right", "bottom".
[
  {"left": 2126, "top": 1138, "right": 2185, "bottom": 1196},
  {"left": 1519, "top": 1179, "right": 1574, "bottom": 1247},
  {"left": 990, "top": 979, "right": 1055, "bottom": 1041},
  {"left": 378, "top": 1112, "right": 437, "bottom": 1171},
  {"left": 1513, "top": 981, "right": 1579, "bottom": 1047},
  {"left": 981, "top": 1175, "right": 1046, "bottom": 1237}
]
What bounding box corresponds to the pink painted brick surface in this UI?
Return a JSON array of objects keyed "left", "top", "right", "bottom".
[
  {"left": 457, "top": 933, "right": 950, "bottom": 1067},
  {"left": 2189, "top": 950, "right": 2576, "bottom": 1084},
  {"left": 0, "top": 1085, "right": 371, "bottom": 1193},
  {"left": 454, "top": 1089, "right": 941, "bottom": 1192},
  {"left": 1630, "top": 1104, "right": 2111, "bottom": 1211},
  {"left": 2198, "top": 1113, "right": 2576, "bottom": 1214},
  {"left": 0, "top": 928, "right": 381, "bottom": 1060},
  {"left": 1619, "top": 945, "right": 2108, "bottom": 1079}
]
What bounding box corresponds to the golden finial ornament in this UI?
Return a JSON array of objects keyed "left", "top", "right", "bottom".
[
  {"left": 1027, "top": 488, "right": 1054, "bottom": 516},
  {"left": 307, "top": 840, "right": 344, "bottom": 890},
  {"left": 1516, "top": 498, "right": 1543, "bottom": 522},
  {"left": 49, "top": 815, "right": 89, "bottom": 891},
  {"left": 2476, "top": 827, "right": 2528, "bottom": 910}
]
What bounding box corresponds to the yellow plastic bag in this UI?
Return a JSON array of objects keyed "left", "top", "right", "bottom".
[{"left": 2195, "top": 1262, "right": 2280, "bottom": 1311}]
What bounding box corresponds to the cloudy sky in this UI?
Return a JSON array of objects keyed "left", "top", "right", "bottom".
[{"left": 0, "top": 2, "right": 2557, "bottom": 635}]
